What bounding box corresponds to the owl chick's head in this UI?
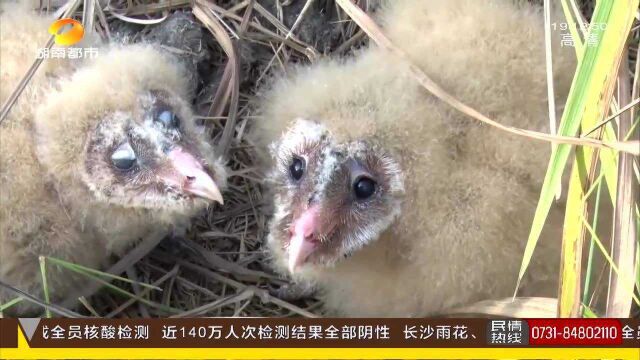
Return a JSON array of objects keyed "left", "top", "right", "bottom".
[
  {"left": 268, "top": 118, "right": 404, "bottom": 273},
  {"left": 34, "top": 45, "right": 226, "bottom": 213}
]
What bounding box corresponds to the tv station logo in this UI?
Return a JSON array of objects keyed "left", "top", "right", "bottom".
[
  {"left": 36, "top": 18, "right": 98, "bottom": 60},
  {"left": 49, "top": 18, "right": 84, "bottom": 45}
]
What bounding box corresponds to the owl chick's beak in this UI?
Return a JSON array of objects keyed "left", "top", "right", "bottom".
[
  {"left": 161, "top": 147, "right": 224, "bottom": 204},
  {"left": 288, "top": 205, "right": 320, "bottom": 272}
]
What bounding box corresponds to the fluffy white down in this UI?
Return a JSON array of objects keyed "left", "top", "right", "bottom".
[{"left": 254, "top": 0, "right": 575, "bottom": 316}]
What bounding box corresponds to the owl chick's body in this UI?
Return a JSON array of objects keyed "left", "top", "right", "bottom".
[
  {"left": 0, "top": 6, "right": 226, "bottom": 314},
  {"left": 254, "top": 0, "right": 575, "bottom": 316}
]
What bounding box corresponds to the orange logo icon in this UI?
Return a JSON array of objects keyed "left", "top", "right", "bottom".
[{"left": 48, "top": 18, "right": 84, "bottom": 46}]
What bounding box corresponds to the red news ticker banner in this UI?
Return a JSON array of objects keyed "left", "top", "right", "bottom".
[{"left": 0, "top": 318, "right": 638, "bottom": 348}]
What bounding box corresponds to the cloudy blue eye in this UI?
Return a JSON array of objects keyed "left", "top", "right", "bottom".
[
  {"left": 111, "top": 142, "right": 136, "bottom": 170},
  {"left": 155, "top": 109, "right": 179, "bottom": 128}
]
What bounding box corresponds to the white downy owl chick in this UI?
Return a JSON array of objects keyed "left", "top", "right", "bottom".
[
  {"left": 0, "top": 5, "right": 227, "bottom": 314},
  {"left": 253, "top": 0, "right": 575, "bottom": 316}
]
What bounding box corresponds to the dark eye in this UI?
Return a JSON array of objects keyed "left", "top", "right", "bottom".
[
  {"left": 155, "top": 109, "right": 179, "bottom": 128},
  {"left": 353, "top": 176, "right": 376, "bottom": 199},
  {"left": 111, "top": 143, "right": 136, "bottom": 170},
  {"left": 289, "top": 157, "right": 305, "bottom": 181}
]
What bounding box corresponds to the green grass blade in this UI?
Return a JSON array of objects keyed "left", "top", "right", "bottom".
[
  {"left": 80, "top": 271, "right": 179, "bottom": 315},
  {"left": 582, "top": 216, "right": 640, "bottom": 306},
  {"left": 582, "top": 179, "right": 603, "bottom": 306},
  {"left": 45, "top": 256, "right": 162, "bottom": 291},
  {"left": 45, "top": 256, "right": 178, "bottom": 315},
  {"left": 558, "top": 146, "right": 593, "bottom": 317},
  {"left": 39, "top": 256, "right": 51, "bottom": 318},
  {"left": 600, "top": 122, "right": 619, "bottom": 201},
  {"left": 560, "top": 0, "right": 584, "bottom": 58},
  {"left": 0, "top": 297, "right": 24, "bottom": 314},
  {"left": 582, "top": 304, "right": 598, "bottom": 318},
  {"left": 515, "top": 0, "right": 639, "bottom": 296}
]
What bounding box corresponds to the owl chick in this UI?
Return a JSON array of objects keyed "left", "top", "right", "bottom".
[
  {"left": 0, "top": 6, "right": 227, "bottom": 314},
  {"left": 253, "top": 0, "right": 575, "bottom": 316}
]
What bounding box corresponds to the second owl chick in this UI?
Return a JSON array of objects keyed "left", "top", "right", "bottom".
[{"left": 253, "top": 0, "right": 575, "bottom": 316}]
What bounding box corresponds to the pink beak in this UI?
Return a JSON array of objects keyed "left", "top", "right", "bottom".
[
  {"left": 288, "top": 205, "right": 320, "bottom": 273},
  {"left": 161, "top": 147, "right": 224, "bottom": 204}
]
